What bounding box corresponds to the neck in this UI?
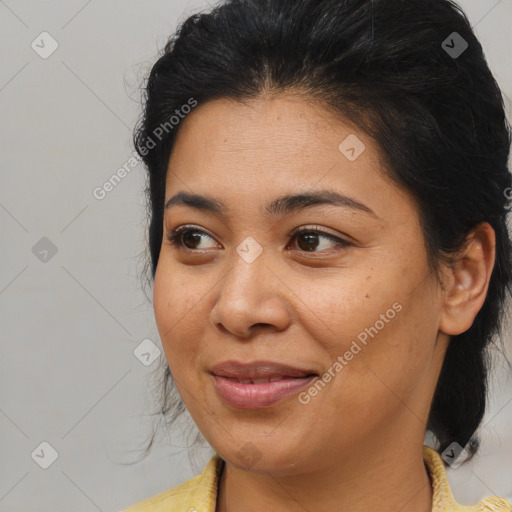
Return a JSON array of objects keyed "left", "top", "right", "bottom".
[{"left": 216, "top": 439, "right": 433, "bottom": 512}]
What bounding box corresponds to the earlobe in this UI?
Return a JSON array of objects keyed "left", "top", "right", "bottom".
[{"left": 439, "top": 222, "right": 496, "bottom": 336}]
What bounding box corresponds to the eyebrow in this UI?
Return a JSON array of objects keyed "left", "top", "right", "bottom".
[{"left": 164, "top": 190, "right": 378, "bottom": 218}]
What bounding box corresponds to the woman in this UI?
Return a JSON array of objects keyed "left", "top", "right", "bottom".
[{"left": 123, "top": 0, "right": 512, "bottom": 510}]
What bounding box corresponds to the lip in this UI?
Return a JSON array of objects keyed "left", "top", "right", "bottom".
[
  {"left": 211, "top": 360, "right": 317, "bottom": 379},
  {"left": 211, "top": 360, "right": 318, "bottom": 409}
]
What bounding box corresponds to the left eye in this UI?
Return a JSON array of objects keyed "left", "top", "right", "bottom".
[
  {"left": 166, "top": 226, "right": 351, "bottom": 253},
  {"left": 288, "top": 227, "right": 351, "bottom": 253}
]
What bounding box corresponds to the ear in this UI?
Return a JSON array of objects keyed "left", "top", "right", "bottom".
[{"left": 439, "top": 222, "right": 496, "bottom": 336}]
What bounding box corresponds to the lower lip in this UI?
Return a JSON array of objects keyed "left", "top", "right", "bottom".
[{"left": 213, "top": 375, "right": 317, "bottom": 409}]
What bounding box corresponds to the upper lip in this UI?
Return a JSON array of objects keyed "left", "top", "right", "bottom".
[{"left": 211, "top": 360, "right": 317, "bottom": 379}]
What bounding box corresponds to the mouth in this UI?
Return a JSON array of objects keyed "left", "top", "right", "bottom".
[
  {"left": 211, "top": 360, "right": 318, "bottom": 409},
  {"left": 221, "top": 375, "right": 313, "bottom": 384}
]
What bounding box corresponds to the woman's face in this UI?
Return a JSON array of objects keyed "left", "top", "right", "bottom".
[{"left": 153, "top": 94, "right": 450, "bottom": 474}]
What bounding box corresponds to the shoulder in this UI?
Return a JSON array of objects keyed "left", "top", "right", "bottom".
[
  {"left": 422, "top": 446, "right": 512, "bottom": 512},
  {"left": 120, "top": 454, "right": 224, "bottom": 512}
]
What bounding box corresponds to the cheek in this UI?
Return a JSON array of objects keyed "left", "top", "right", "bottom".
[
  {"left": 323, "top": 285, "right": 441, "bottom": 420},
  {"left": 301, "top": 268, "right": 402, "bottom": 355},
  {"left": 153, "top": 263, "right": 201, "bottom": 374},
  {"left": 153, "top": 264, "right": 176, "bottom": 338},
  {"left": 153, "top": 259, "right": 205, "bottom": 332},
  {"left": 307, "top": 255, "right": 440, "bottom": 396}
]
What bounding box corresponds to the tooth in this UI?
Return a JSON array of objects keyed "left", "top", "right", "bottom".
[
  {"left": 239, "top": 379, "right": 253, "bottom": 384},
  {"left": 251, "top": 378, "right": 270, "bottom": 384},
  {"left": 269, "top": 376, "right": 282, "bottom": 383}
]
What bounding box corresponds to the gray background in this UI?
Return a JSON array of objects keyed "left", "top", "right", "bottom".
[{"left": 0, "top": 1, "right": 511, "bottom": 510}]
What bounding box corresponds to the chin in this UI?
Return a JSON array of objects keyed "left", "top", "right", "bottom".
[{"left": 213, "top": 437, "right": 314, "bottom": 475}]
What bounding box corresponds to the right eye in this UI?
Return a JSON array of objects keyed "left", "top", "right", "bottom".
[{"left": 166, "top": 226, "right": 219, "bottom": 251}]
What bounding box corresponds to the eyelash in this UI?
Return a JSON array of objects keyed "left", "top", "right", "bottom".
[{"left": 166, "top": 225, "right": 351, "bottom": 254}]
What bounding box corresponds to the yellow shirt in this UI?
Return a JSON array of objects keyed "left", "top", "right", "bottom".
[{"left": 121, "top": 446, "right": 511, "bottom": 512}]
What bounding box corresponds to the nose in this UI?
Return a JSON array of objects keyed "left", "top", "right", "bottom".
[{"left": 210, "top": 250, "right": 291, "bottom": 339}]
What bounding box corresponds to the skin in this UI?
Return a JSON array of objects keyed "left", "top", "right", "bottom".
[{"left": 153, "top": 93, "right": 495, "bottom": 512}]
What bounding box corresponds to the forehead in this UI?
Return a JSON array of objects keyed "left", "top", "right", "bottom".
[
  {"left": 163, "top": 94, "right": 417, "bottom": 224},
  {"left": 169, "top": 94, "right": 380, "bottom": 178},
  {"left": 170, "top": 94, "right": 365, "bottom": 162}
]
